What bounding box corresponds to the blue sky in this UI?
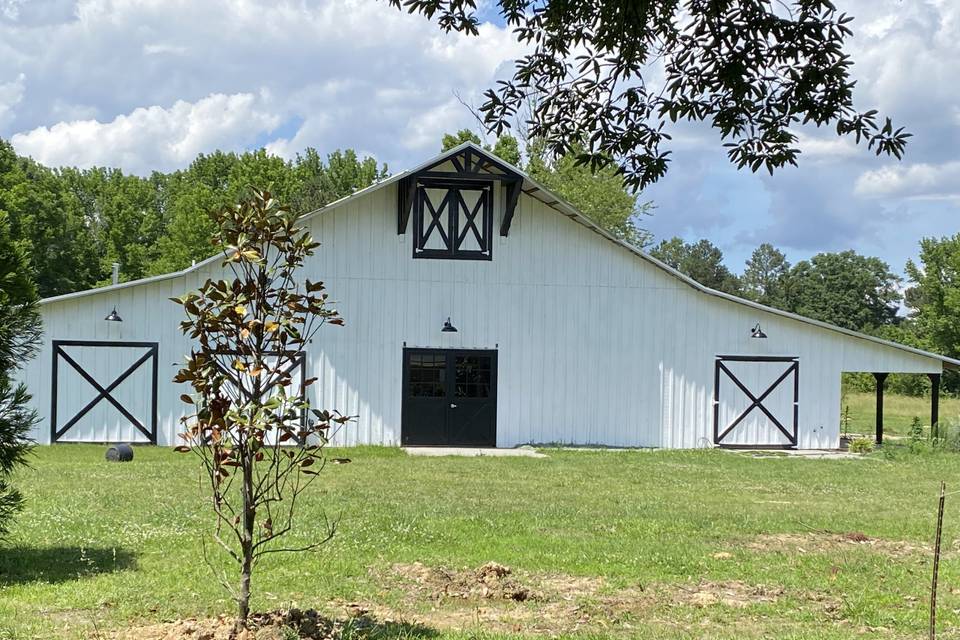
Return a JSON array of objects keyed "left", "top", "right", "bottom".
[{"left": 0, "top": 0, "right": 956, "bottom": 278}]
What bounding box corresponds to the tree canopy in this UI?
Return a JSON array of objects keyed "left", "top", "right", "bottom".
[
  {"left": 779, "top": 251, "right": 901, "bottom": 332},
  {"left": 392, "top": 0, "right": 910, "bottom": 189},
  {"left": 906, "top": 235, "right": 960, "bottom": 366},
  {"left": 649, "top": 237, "right": 740, "bottom": 294},
  {"left": 0, "top": 209, "right": 40, "bottom": 537},
  {"left": 741, "top": 243, "right": 790, "bottom": 305},
  {"left": 0, "top": 139, "right": 386, "bottom": 296}
]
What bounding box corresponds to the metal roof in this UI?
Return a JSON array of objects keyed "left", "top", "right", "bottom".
[{"left": 40, "top": 142, "right": 960, "bottom": 368}]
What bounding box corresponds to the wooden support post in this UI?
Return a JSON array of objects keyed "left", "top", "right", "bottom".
[
  {"left": 874, "top": 373, "right": 888, "bottom": 446},
  {"left": 930, "top": 373, "right": 941, "bottom": 439}
]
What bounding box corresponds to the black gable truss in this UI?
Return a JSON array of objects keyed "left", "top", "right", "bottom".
[{"left": 397, "top": 146, "right": 524, "bottom": 237}]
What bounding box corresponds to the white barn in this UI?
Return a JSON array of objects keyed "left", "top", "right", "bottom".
[{"left": 17, "top": 143, "right": 959, "bottom": 450}]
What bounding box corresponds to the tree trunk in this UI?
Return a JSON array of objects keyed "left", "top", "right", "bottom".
[{"left": 235, "top": 452, "right": 256, "bottom": 632}]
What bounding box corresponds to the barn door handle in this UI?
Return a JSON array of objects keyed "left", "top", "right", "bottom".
[{"left": 450, "top": 403, "right": 458, "bottom": 408}]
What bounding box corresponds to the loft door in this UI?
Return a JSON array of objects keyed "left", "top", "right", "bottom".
[{"left": 402, "top": 349, "right": 497, "bottom": 447}]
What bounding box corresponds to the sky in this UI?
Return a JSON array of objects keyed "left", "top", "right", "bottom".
[{"left": 0, "top": 0, "right": 957, "bottom": 276}]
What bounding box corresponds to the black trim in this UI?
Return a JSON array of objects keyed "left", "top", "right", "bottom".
[
  {"left": 499, "top": 179, "right": 523, "bottom": 237},
  {"left": 930, "top": 373, "right": 941, "bottom": 435},
  {"left": 397, "top": 176, "right": 416, "bottom": 235},
  {"left": 874, "top": 372, "right": 888, "bottom": 445},
  {"left": 717, "top": 444, "right": 797, "bottom": 450},
  {"left": 396, "top": 147, "right": 525, "bottom": 237},
  {"left": 713, "top": 356, "right": 799, "bottom": 448},
  {"left": 401, "top": 348, "right": 498, "bottom": 447},
  {"left": 51, "top": 340, "right": 159, "bottom": 444},
  {"left": 412, "top": 180, "right": 493, "bottom": 261}
]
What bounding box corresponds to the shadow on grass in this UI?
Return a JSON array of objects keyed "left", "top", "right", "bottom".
[
  {"left": 337, "top": 616, "right": 439, "bottom": 640},
  {"left": 0, "top": 546, "right": 137, "bottom": 585},
  {"left": 224, "top": 611, "right": 439, "bottom": 640}
]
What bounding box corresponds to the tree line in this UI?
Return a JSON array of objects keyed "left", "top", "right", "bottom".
[{"left": 0, "top": 139, "right": 388, "bottom": 298}]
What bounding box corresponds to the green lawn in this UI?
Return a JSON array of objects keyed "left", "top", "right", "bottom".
[
  {"left": 841, "top": 391, "right": 960, "bottom": 437},
  {"left": 2, "top": 444, "right": 960, "bottom": 639}
]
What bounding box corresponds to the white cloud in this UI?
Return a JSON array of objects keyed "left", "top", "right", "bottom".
[
  {"left": 11, "top": 92, "right": 281, "bottom": 173},
  {"left": 0, "top": 0, "right": 527, "bottom": 173},
  {"left": 0, "top": 0, "right": 25, "bottom": 20},
  {"left": 0, "top": 72, "right": 24, "bottom": 128},
  {"left": 855, "top": 162, "right": 960, "bottom": 200}
]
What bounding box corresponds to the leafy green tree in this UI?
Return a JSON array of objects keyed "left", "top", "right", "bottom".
[
  {"left": 149, "top": 181, "right": 223, "bottom": 275},
  {"left": 0, "top": 211, "right": 40, "bottom": 538},
  {"left": 780, "top": 251, "right": 900, "bottom": 331},
  {"left": 741, "top": 243, "right": 790, "bottom": 305},
  {"left": 490, "top": 135, "right": 521, "bottom": 166},
  {"left": 441, "top": 130, "right": 522, "bottom": 165},
  {"left": 65, "top": 166, "right": 163, "bottom": 283},
  {"left": 650, "top": 237, "right": 740, "bottom": 294},
  {"left": 441, "top": 129, "right": 482, "bottom": 151},
  {"left": 291, "top": 148, "right": 387, "bottom": 214},
  {"left": 527, "top": 145, "right": 652, "bottom": 247},
  {"left": 905, "top": 235, "right": 960, "bottom": 390},
  {"left": 173, "top": 189, "right": 351, "bottom": 630},
  {"left": 0, "top": 143, "right": 99, "bottom": 296},
  {"left": 394, "top": 0, "right": 911, "bottom": 189},
  {"left": 148, "top": 148, "right": 387, "bottom": 275}
]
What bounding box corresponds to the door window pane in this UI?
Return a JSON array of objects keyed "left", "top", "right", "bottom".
[
  {"left": 409, "top": 354, "right": 446, "bottom": 397},
  {"left": 455, "top": 355, "right": 492, "bottom": 398}
]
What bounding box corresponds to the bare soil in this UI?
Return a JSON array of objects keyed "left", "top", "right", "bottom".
[
  {"left": 115, "top": 561, "right": 847, "bottom": 638},
  {"left": 111, "top": 609, "right": 425, "bottom": 640},
  {"left": 745, "top": 531, "right": 930, "bottom": 559}
]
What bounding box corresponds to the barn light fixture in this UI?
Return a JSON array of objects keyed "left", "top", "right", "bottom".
[
  {"left": 105, "top": 306, "right": 123, "bottom": 322},
  {"left": 750, "top": 322, "right": 767, "bottom": 339},
  {"left": 441, "top": 317, "right": 458, "bottom": 333}
]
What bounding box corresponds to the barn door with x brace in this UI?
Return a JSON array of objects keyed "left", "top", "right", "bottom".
[
  {"left": 713, "top": 356, "right": 799, "bottom": 448},
  {"left": 51, "top": 340, "right": 158, "bottom": 444}
]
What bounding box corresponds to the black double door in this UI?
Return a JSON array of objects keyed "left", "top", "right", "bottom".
[{"left": 402, "top": 349, "right": 497, "bottom": 446}]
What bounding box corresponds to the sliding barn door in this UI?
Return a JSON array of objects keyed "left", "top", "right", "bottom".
[
  {"left": 713, "top": 356, "right": 799, "bottom": 448},
  {"left": 51, "top": 341, "right": 158, "bottom": 443}
]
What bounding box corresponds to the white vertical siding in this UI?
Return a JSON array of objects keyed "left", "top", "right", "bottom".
[{"left": 18, "top": 183, "right": 944, "bottom": 449}]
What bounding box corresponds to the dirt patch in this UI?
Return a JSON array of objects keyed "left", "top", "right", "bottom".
[
  {"left": 114, "top": 562, "right": 843, "bottom": 638},
  {"left": 390, "top": 561, "right": 538, "bottom": 602},
  {"left": 112, "top": 609, "right": 429, "bottom": 640},
  {"left": 665, "top": 580, "right": 784, "bottom": 608},
  {"left": 377, "top": 562, "right": 616, "bottom": 634},
  {"left": 746, "top": 532, "right": 929, "bottom": 558}
]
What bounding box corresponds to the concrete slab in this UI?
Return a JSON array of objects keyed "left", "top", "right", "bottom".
[{"left": 402, "top": 446, "right": 547, "bottom": 458}]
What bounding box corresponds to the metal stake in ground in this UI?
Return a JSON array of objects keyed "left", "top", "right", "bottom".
[{"left": 930, "top": 480, "right": 946, "bottom": 640}]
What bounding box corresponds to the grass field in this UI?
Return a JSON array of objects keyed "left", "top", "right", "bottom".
[
  {"left": 2, "top": 444, "right": 960, "bottom": 639},
  {"left": 841, "top": 391, "right": 960, "bottom": 437}
]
